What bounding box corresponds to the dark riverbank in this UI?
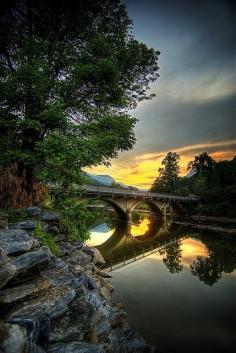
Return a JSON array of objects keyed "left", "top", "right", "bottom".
[
  {"left": 190, "top": 215, "right": 236, "bottom": 225},
  {"left": 176, "top": 215, "right": 236, "bottom": 235}
]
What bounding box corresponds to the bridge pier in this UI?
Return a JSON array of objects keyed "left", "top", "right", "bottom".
[{"left": 126, "top": 209, "right": 132, "bottom": 225}]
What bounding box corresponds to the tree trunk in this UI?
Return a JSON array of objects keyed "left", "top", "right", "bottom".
[{"left": 0, "top": 162, "right": 47, "bottom": 209}]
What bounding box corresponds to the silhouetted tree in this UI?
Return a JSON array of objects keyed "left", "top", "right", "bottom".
[
  {"left": 151, "top": 152, "right": 180, "bottom": 193},
  {"left": 187, "top": 152, "right": 215, "bottom": 176}
]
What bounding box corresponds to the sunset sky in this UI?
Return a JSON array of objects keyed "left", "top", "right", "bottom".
[{"left": 86, "top": 0, "right": 236, "bottom": 189}]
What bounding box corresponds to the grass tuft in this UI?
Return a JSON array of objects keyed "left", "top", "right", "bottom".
[{"left": 33, "top": 222, "right": 62, "bottom": 256}]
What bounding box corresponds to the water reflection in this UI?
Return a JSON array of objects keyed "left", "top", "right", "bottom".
[
  {"left": 131, "top": 217, "right": 151, "bottom": 236},
  {"left": 86, "top": 210, "right": 236, "bottom": 352},
  {"left": 190, "top": 233, "right": 236, "bottom": 286},
  {"left": 86, "top": 211, "right": 236, "bottom": 286},
  {"left": 159, "top": 240, "right": 183, "bottom": 274},
  {"left": 86, "top": 223, "right": 115, "bottom": 246}
]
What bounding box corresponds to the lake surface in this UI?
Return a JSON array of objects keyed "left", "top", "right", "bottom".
[{"left": 86, "top": 211, "right": 236, "bottom": 353}]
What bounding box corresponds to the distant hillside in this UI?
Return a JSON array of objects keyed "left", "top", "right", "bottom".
[{"left": 84, "top": 172, "right": 136, "bottom": 190}]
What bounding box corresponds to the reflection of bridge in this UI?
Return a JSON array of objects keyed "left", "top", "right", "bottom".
[
  {"left": 96, "top": 220, "right": 187, "bottom": 271},
  {"left": 80, "top": 185, "right": 199, "bottom": 221}
]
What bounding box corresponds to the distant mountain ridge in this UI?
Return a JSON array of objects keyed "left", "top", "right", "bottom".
[{"left": 85, "top": 172, "right": 134, "bottom": 189}]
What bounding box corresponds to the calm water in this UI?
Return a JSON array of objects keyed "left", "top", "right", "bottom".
[{"left": 86, "top": 211, "right": 236, "bottom": 353}]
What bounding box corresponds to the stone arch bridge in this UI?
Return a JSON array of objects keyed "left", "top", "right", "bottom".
[{"left": 79, "top": 185, "right": 199, "bottom": 223}]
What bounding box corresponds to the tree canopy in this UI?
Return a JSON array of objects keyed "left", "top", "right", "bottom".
[
  {"left": 0, "top": 0, "right": 160, "bottom": 207},
  {"left": 151, "top": 152, "right": 180, "bottom": 193},
  {"left": 187, "top": 152, "right": 215, "bottom": 176}
]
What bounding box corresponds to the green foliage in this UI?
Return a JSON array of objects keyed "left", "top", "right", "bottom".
[
  {"left": 33, "top": 222, "right": 62, "bottom": 256},
  {"left": 151, "top": 152, "right": 236, "bottom": 217},
  {"left": 191, "top": 175, "right": 208, "bottom": 194},
  {"left": 52, "top": 188, "right": 90, "bottom": 242},
  {"left": 4, "top": 208, "right": 28, "bottom": 223},
  {"left": 151, "top": 152, "right": 180, "bottom": 193},
  {"left": 178, "top": 154, "right": 236, "bottom": 217},
  {"left": 0, "top": 0, "right": 159, "bottom": 195}
]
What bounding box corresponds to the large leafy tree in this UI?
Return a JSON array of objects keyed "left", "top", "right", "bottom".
[
  {"left": 0, "top": 0, "right": 159, "bottom": 206},
  {"left": 151, "top": 152, "right": 180, "bottom": 193},
  {"left": 187, "top": 152, "right": 215, "bottom": 176}
]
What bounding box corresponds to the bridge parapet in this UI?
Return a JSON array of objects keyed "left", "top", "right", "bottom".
[{"left": 80, "top": 185, "right": 199, "bottom": 203}]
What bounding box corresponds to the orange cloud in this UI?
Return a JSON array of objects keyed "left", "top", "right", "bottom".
[
  {"left": 85, "top": 140, "right": 236, "bottom": 189},
  {"left": 135, "top": 139, "right": 236, "bottom": 161}
]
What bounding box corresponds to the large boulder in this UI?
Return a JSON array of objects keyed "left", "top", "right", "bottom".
[
  {"left": 94, "top": 312, "right": 111, "bottom": 340},
  {"left": 109, "top": 328, "right": 156, "bottom": 353},
  {"left": 41, "top": 268, "right": 75, "bottom": 288},
  {"left": 0, "top": 229, "right": 34, "bottom": 255},
  {"left": 9, "top": 317, "right": 50, "bottom": 353},
  {"left": 69, "top": 250, "right": 92, "bottom": 267},
  {"left": 108, "top": 308, "right": 127, "bottom": 327},
  {"left": 83, "top": 247, "right": 105, "bottom": 267},
  {"left": 8, "top": 286, "right": 76, "bottom": 320},
  {"left": 0, "top": 248, "right": 17, "bottom": 290},
  {"left": 12, "top": 247, "right": 52, "bottom": 275},
  {"left": 10, "top": 221, "right": 36, "bottom": 230},
  {"left": 49, "top": 320, "right": 85, "bottom": 344},
  {"left": 0, "top": 321, "right": 28, "bottom": 353},
  {"left": 47, "top": 342, "right": 106, "bottom": 353},
  {"left": 41, "top": 212, "right": 59, "bottom": 222},
  {"left": 26, "top": 207, "right": 41, "bottom": 217},
  {"left": 0, "top": 279, "right": 50, "bottom": 304}
]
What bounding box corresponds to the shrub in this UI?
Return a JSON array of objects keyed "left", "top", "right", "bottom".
[{"left": 33, "top": 222, "right": 62, "bottom": 256}]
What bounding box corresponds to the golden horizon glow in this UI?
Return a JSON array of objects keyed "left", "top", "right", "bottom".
[{"left": 85, "top": 140, "right": 236, "bottom": 189}]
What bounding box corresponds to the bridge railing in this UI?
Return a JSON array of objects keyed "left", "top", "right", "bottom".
[{"left": 80, "top": 185, "right": 199, "bottom": 201}]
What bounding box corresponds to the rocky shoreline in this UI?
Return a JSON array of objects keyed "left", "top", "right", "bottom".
[{"left": 0, "top": 208, "right": 155, "bottom": 353}]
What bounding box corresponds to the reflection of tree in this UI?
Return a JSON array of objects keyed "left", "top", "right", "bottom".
[
  {"left": 190, "top": 256, "right": 222, "bottom": 286},
  {"left": 86, "top": 208, "right": 117, "bottom": 229},
  {"left": 160, "top": 240, "right": 183, "bottom": 273},
  {"left": 190, "top": 234, "right": 236, "bottom": 286}
]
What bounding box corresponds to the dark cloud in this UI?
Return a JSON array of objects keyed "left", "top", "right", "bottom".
[
  {"left": 123, "top": 0, "right": 236, "bottom": 157},
  {"left": 133, "top": 93, "right": 236, "bottom": 154}
]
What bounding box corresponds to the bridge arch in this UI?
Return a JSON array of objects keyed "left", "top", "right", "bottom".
[
  {"left": 129, "top": 200, "right": 163, "bottom": 218},
  {"left": 78, "top": 197, "right": 127, "bottom": 219},
  {"left": 78, "top": 184, "right": 198, "bottom": 223},
  {"left": 79, "top": 196, "right": 186, "bottom": 222}
]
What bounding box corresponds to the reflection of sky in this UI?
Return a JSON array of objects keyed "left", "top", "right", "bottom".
[
  {"left": 131, "top": 218, "right": 151, "bottom": 236},
  {"left": 111, "top": 236, "right": 236, "bottom": 352},
  {"left": 86, "top": 223, "right": 115, "bottom": 246},
  {"left": 150, "top": 237, "right": 209, "bottom": 266},
  {"left": 85, "top": 0, "right": 236, "bottom": 189},
  {"left": 180, "top": 238, "right": 209, "bottom": 266}
]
